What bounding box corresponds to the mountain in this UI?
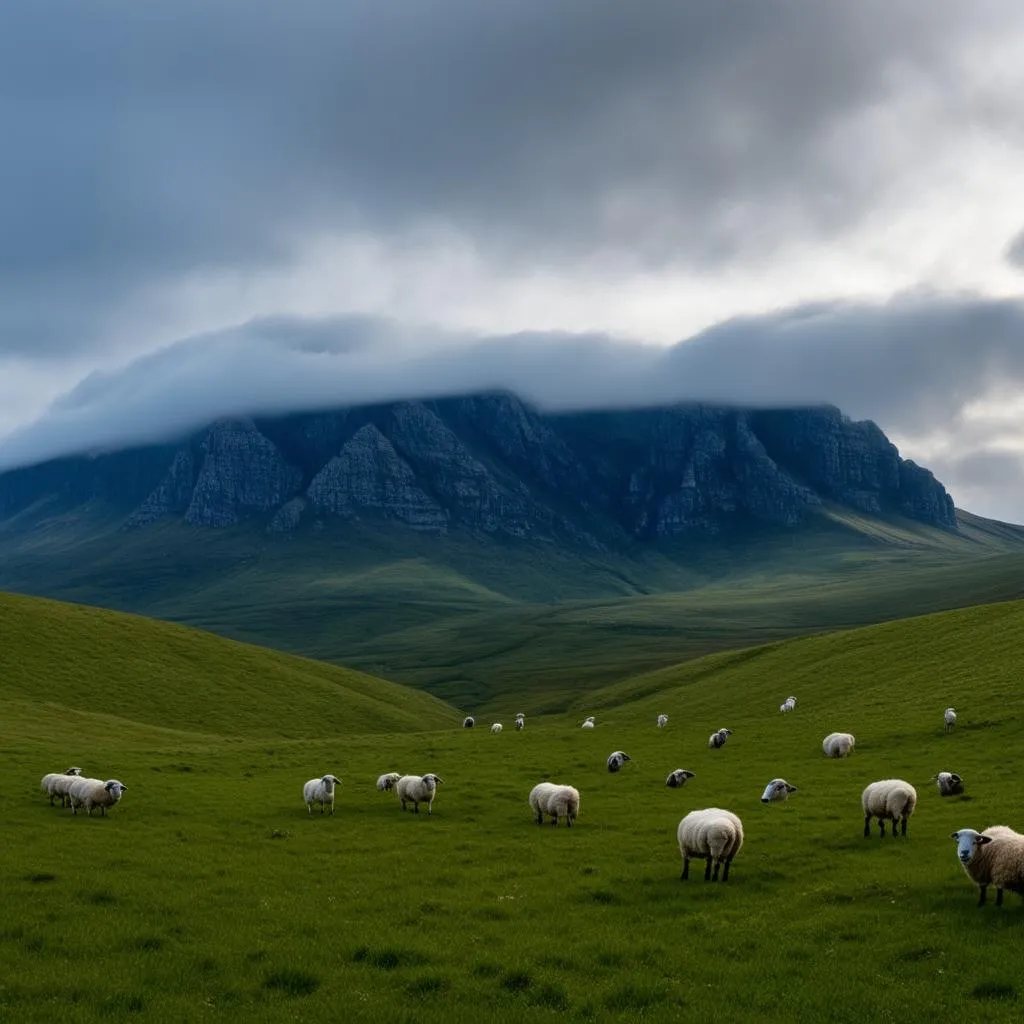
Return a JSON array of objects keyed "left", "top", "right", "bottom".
[{"left": 0, "top": 392, "right": 956, "bottom": 542}]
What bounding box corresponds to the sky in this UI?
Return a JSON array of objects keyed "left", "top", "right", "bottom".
[{"left": 1, "top": 1, "right": 1024, "bottom": 521}]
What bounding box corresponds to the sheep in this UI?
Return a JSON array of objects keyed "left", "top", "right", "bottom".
[
  {"left": 786, "top": 696, "right": 797, "bottom": 707},
  {"left": 862, "top": 779, "right": 917, "bottom": 838},
  {"left": 68, "top": 778, "right": 127, "bottom": 817},
  {"left": 607, "top": 750, "right": 631, "bottom": 773},
  {"left": 780, "top": 697, "right": 796, "bottom": 713},
  {"left": 951, "top": 826, "right": 1024, "bottom": 906},
  {"left": 677, "top": 808, "right": 744, "bottom": 881},
  {"left": 944, "top": 707, "right": 957, "bottom": 732},
  {"left": 462, "top": 716, "right": 475, "bottom": 728},
  {"left": 657, "top": 714, "right": 669, "bottom": 728},
  {"left": 40, "top": 767, "right": 83, "bottom": 807},
  {"left": 303, "top": 774, "right": 341, "bottom": 816},
  {"left": 708, "top": 728, "right": 733, "bottom": 749},
  {"left": 935, "top": 771, "right": 965, "bottom": 797},
  {"left": 376, "top": 772, "right": 401, "bottom": 792},
  {"left": 822, "top": 732, "right": 855, "bottom": 758},
  {"left": 514, "top": 718, "right": 525, "bottom": 731},
  {"left": 760, "top": 778, "right": 798, "bottom": 803},
  {"left": 515, "top": 712, "right": 525, "bottom": 721},
  {"left": 528, "top": 782, "right": 580, "bottom": 827},
  {"left": 491, "top": 723, "right": 503, "bottom": 734},
  {"left": 581, "top": 718, "right": 595, "bottom": 729},
  {"left": 665, "top": 769, "right": 696, "bottom": 789},
  {"left": 396, "top": 774, "right": 444, "bottom": 815}
]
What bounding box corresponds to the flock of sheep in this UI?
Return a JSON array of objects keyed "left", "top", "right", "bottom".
[{"left": 38, "top": 700, "right": 1022, "bottom": 907}]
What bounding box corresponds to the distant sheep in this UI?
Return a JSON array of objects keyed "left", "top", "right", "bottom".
[
  {"left": 708, "top": 728, "right": 733, "bottom": 749},
  {"left": 677, "top": 808, "right": 744, "bottom": 881},
  {"left": 41, "top": 767, "right": 83, "bottom": 807},
  {"left": 581, "top": 717, "right": 595, "bottom": 729},
  {"left": 761, "top": 778, "right": 798, "bottom": 803},
  {"left": 68, "top": 777, "right": 127, "bottom": 817},
  {"left": 862, "top": 779, "right": 917, "bottom": 838},
  {"left": 935, "top": 771, "right": 965, "bottom": 797},
  {"left": 528, "top": 782, "right": 580, "bottom": 827},
  {"left": 944, "top": 707, "right": 957, "bottom": 732},
  {"left": 376, "top": 772, "right": 401, "bottom": 792},
  {"left": 514, "top": 718, "right": 525, "bottom": 731},
  {"left": 491, "top": 723, "right": 503, "bottom": 734},
  {"left": 780, "top": 697, "right": 796, "bottom": 713},
  {"left": 462, "top": 716, "right": 475, "bottom": 729},
  {"left": 822, "top": 732, "right": 855, "bottom": 758},
  {"left": 951, "top": 826, "right": 1024, "bottom": 906},
  {"left": 666, "top": 769, "right": 696, "bottom": 789},
  {"left": 396, "top": 773, "right": 444, "bottom": 815},
  {"left": 303, "top": 774, "right": 341, "bottom": 816},
  {"left": 607, "top": 750, "right": 631, "bottom": 773},
  {"left": 657, "top": 714, "right": 669, "bottom": 728}
]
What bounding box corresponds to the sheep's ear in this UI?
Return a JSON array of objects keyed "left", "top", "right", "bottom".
[
  {"left": 950, "top": 831, "right": 961, "bottom": 840},
  {"left": 786, "top": 785, "right": 798, "bottom": 792},
  {"left": 977, "top": 836, "right": 993, "bottom": 845},
  {"left": 950, "top": 774, "right": 962, "bottom": 783}
]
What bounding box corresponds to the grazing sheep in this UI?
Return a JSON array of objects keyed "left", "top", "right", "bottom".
[
  {"left": 665, "top": 769, "right": 696, "bottom": 789},
  {"left": 607, "top": 750, "right": 631, "bottom": 773},
  {"left": 581, "top": 718, "right": 595, "bottom": 729},
  {"left": 68, "top": 778, "right": 127, "bottom": 817},
  {"left": 708, "top": 728, "right": 733, "bottom": 749},
  {"left": 935, "top": 771, "right": 965, "bottom": 797},
  {"left": 303, "top": 774, "right": 341, "bottom": 816},
  {"left": 376, "top": 772, "right": 401, "bottom": 793},
  {"left": 822, "top": 732, "right": 856, "bottom": 758},
  {"left": 780, "top": 697, "right": 796, "bottom": 713},
  {"left": 491, "top": 723, "right": 503, "bottom": 734},
  {"left": 862, "top": 779, "right": 917, "bottom": 838},
  {"left": 396, "top": 774, "right": 444, "bottom": 815},
  {"left": 528, "top": 782, "right": 580, "bottom": 827},
  {"left": 944, "top": 707, "right": 957, "bottom": 732},
  {"left": 677, "top": 808, "right": 744, "bottom": 881},
  {"left": 41, "top": 767, "right": 83, "bottom": 807},
  {"left": 951, "top": 826, "right": 1024, "bottom": 906},
  {"left": 514, "top": 718, "right": 525, "bottom": 731},
  {"left": 657, "top": 714, "right": 669, "bottom": 728},
  {"left": 760, "top": 778, "right": 798, "bottom": 803},
  {"left": 462, "top": 716, "right": 475, "bottom": 728}
]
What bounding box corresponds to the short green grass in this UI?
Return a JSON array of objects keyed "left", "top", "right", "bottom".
[{"left": 3, "top": 594, "right": 1024, "bottom": 1021}]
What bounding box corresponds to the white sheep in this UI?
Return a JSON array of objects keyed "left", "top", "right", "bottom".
[
  {"left": 786, "top": 696, "right": 797, "bottom": 707},
  {"left": 376, "top": 772, "right": 401, "bottom": 792},
  {"left": 41, "top": 767, "right": 83, "bottom": 807},
  {"left": 862, "top": 779, "right": 917, "bottom": 838},
  {"left": 951, "top": 826, "right": 1024, "bottom": 906},
  {"left": 528, "top": 782, "right": 580, "bottom": 827},
  {"left": 68, "top": 778, "right": 127, "bottom": 817},
  {"left": 760, "top": 778, "right": 798, "bottom": 803},
  {"left": 935, "top": 771, "right": 965, "bottom": 797},
  {"left": 581, "top": 718, "right": 595, "bottom": 729},
  {"left": 515, "top": 712, "right": 525, "bottom": 721},
  {"left": 491, "top": 723, "right": 503, "bottom": 734},
  {"left": 462, "top": 716, "right": 475, "bottom": 729},
  {"left": 657, "top": 714, "right": 669, "bottom": 728},
  {"left": 944, "top": 707, "right": 957, "bottom": 732},
  {"left": 677, "top": 808, "right": 744, "bottom": 881},
  {"left": 822, "top": 732, "right": 855, "bottom": 758},
  {"left": 607, "top": 750, "right": 631, "bottom": 773},
  {"left": 665, "top": 769, "right": 696, "bottom": 789},
  {"left": 708, "top": 728, "right": 733, "bottom": 749},
  {"left": 396, "top": 773, "right": 444, "bottom": 815},
  {"left": 303, "top": 774, "right": 341, "bottom": 816},
  {"left": 780, "top": 697, "right": 796, "bottom": 713},
  {"left": 514, "top": 718, "right": 525, "bottom": 731}
]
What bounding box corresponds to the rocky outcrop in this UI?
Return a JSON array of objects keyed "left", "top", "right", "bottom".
[{"left": 123, "top": 448, "right": 197, "bottom": 528}]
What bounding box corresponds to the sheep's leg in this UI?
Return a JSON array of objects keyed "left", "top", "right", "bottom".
[
  {"left": 681, "top": 855, "right": 690, "bottom": 881},
  {"left": 427, "top": 803, "right": 432, "bottom": 816},
  {"left": 996, "top": 887, "right": 1004, "bottom": 907},
  {"left": 712, "top": 859, "right": 722, "bottom": 882},
  {"left": 535, "top": 810, "right": 543, "bottom": 825},
  {"left": 307, "top": 803, "right": 312, "bottom": 816},
  {"left": 413, "top": 803, "right": 419, "bottom": 814},
  {"left": 978, "top": 885, "right": 988, "bottom": 906},
  {"left": 703, "top": 857, "right": 713, "bottom": 881},
  {"left": 101, "top": 806, "right": 106, "bottom": 817},
  {"left": 722, "top": 857, "right": 733, "bottom": 882},
  {"left": 899, "top": 815, "right": 907, "bottom": 837},
  {"left": 566, "top": 816, "right": 573, "bottom": 829},
  {"left": 863, "top": 813, "right": 872, "bottom": 838},
  {"left": 878, "top": 819, "right": 886, "bottom": 838}
]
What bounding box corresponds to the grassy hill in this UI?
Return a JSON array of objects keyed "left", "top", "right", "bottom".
[{"left": 3, "top": 594, "right": 1024, "bottom": 1021}]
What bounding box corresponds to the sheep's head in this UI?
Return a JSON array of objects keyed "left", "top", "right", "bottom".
[
  {"left": 104, "top": 780, "right": 127, "bottom": 800},
  {"left": 66, "top": 767, "right": 83, "bottom": 776},
  {"left": 423, "top": 774, "right": 443, "bottom": 787},
  {"left": 322, "top": 775, "right": 341, "bottom": 789},
  {"left": 951, "top": 829, "right": 992, "bottom": 864},
  {"left": 666, "top": 769, "right": 695, "bottom": 788},
  {"left": 462, "top": 717, "right": 475, "bottom": 728},
  {"left": 760, "top": 779, "right": 798, "bottom": 803}
]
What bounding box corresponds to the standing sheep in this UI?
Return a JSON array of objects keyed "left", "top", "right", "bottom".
[
  {"left": 528, "top": 782, "right": 580, "bottom": 827},
  {"left": 41, "top": 767, "right": 83, "bottom": 807},
  {"left": 607, "top": 751, "right": 631, "bottom": 773},
  {"left": 708, "top": 728, "right": 733, "bottom": 749},
  {"left": 303, "top": 774, "right": 341, "bottom": 816},
  {"left": 935, "top": 771, "right": 965, "bottom": 797},
  {"left": 462, "top": 716, "right": 475, "bottom": 728},
  {"left": 780, "top": 697, "right": 796, "bottom": 713},
  {"left": 396, "top": 774, "right": 444, "bottom": 815},
  {"left": 68, "top": 778, "right": 127, "bottom": 817},
  {"left": 677, "top": 808, "right": 744, "bottom": 881},
  {"left": 657, "top": 714, "right": 669, "bottom": 728},
  {"left": 862, "top": 779, "right": 917, "bottom": 838},
  {"left": 376, "top": 772, "right": 401, "bottom": 792},
  {"left": 822, "top": 732, "right": 856, "bottom": 758},
  {"left": 951, "top": 826, "right": 1024, "bottom": 906},
  {"left": 665, "top": 769, "right": 696, "bottom": 789},
  {"left": 514, "top": 718, "right": 525, "bottom": 731},
  {"left": 760, "top": 778, "right": 798, "bottom": 803},
  {"left": 581, "top": 716, "right": 595, "bottom": 729},
  {"left": 491, "top": 723, "right": 503, "bottom": 734},
  {"left": 944, "top": 707, "right": 957, "bottom": 732}
]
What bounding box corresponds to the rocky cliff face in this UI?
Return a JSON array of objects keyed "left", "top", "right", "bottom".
[{"left": 0, "top": 393, "right": 958, "bottom": 542}]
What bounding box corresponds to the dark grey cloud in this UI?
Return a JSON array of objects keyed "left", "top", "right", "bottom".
[
  {"left": 0, "top": 0, "right": 1008, "bottom": 356},
  {"left": 2, "top": 293, "right": 1023, "bottom": 486}
]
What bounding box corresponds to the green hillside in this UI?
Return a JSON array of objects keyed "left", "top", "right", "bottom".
[
  {"left": 0, "top": 591, "right": 459, "bottom": 739},
  {"left": 3, "top": 595, "right": 1024, "bottom": 1021}
]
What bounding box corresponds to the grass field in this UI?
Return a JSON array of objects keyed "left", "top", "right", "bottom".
[{"left": 3, "top": 592, "right": 1024, "bottom": 1022}]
